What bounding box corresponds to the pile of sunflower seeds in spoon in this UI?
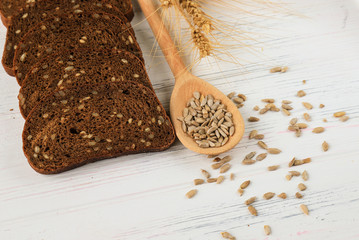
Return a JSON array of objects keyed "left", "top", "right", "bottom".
[{"left": 177, "top": 92, "right": 235, "bottom": 148}]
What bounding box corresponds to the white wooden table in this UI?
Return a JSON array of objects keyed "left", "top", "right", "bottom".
[{"left": 1, "top": 0, "right": 359, "bottom": 239}]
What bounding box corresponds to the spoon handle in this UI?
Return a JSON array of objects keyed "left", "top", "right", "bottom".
[{"left": 138, "top": 0, "right": 188, "bottom": 80}]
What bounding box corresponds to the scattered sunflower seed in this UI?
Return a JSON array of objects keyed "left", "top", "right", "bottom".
[
  {"left": 302, "top": 170, "right": 308, "bottom": 181},
  {"left": 282, "top": 108, "right": 291, "bottom": 116},
  {"left": 296, "top": 123, "right": 308, "bottom": 129},
  {"left": 201, "top": 169, "right": 210, "bottom": 178},
  {"left": 286, "top": 175, "right": 293, "bottom": 181},
  {"left": 263, "top": 192, "right": 275, "bottom": 200},
  {"left": 245, "top": 196, "right": 257, "bottom": 205},
  {"left": 270, "top": 67, "right": 282, "bottom": 73},
  {"left": 298, "top": 183, "right": 307, "bottom": 191},
  {"left": 264, "top": 225, "right": 271, "bottom": 236},
  {"left": 227, "top": 92, "right": 236, "bottom": 99},
  {"left": 300, "top": 204, "right": 309, "bottom": 215},
  {"left": 256, "top": 153, "right": 267, "bottom": 161},
  {"left": 240, "top": 180, "right": 250, "bottom": 189},
  {"left": 278, "top": 193, "right": 287, "bottom": 199},
  {"left": 216, "top": 175, "right": 225, "bottom": 184},
  {"left": 259, "top": 108, "right": 269, "bottom": 115},
  {"left": 303, "top": 113, "right": 311, "bottom": 121},
  {"left": 312, "top": 127, "right": 325, "bottom": 133},
  {"left": 297, "top": 90, "right": 306, "bottom": 97},
  {"left": 245, "top": 151, "right": 256, "bottom": 159},
  {"left": 237, "top": 93, "right": 247, "bottom": 101},
  {"left": 242, "top": 159, "right": 256, "bottom": 165},
  {"left": 267, "top": 148, "right": 281, "bottom": 154},
  {"left": 220, "top": 163, "right": 231, "bottom": 173},
  {"left": 262, "top": 98, "right": 275, "bottom": 103},
  {"left": 322, "top": 141, "right": 329, "bottom": 151},
  {"left": 282, "top": 100, "right": 292, "bottom": 104},
  {"left": 302, "top": 102, "right": 313, "bottom": 110},
  {"left": 289, "top": 157, "right": 296, "bottom": 167},
  {"left": 290, "top": 118, "right": 298, "bottom": 125},
  {"left": 253, "top": 105, "right": 259, "bottom": 111},
  {"left": 295, "top": 192, "right": 303, "bottom": 199},
  {"left": 249, "top": 130, "right": 258, "bottom": 139},
  {"left": 248, "top": 205, "right": 258, "bottom": 216},
  {"left": 248, "top": 116, "right": 260, "bottom": 122},
  {"left": 319, "top": 104, "right": 325, "bottom": 108},
  {"left": 257, "top": 141, "right": 268, "bottom": 150},
  {"left": 323, "top": 118, "right": 327, "bottom": 122},
  {"left": 340, "top": 115, "right": 349, "bottom": 122},
  {"left": 213, "top": 157, "right": 222, "bottom": 162},
  {"left": 289, "top": 171, "right": 300, "bottom": 177},
  {"left": 333, "top": 111, "right": 346, "bottom": 117},
  {"left": 221, "top": 231, "right": 236, "bottom": 240},
  {"left": 237, "top": 188, "right": 244, "bottom": 196},
  {"left": 254, "top": 134, "right": 264, "bottom": 140},
  {"left": 268, "top": 165, "right": 280, "bottom": 171},
  {"left": 186, "top": 189, "right": 197, "bottom": 199},
  {"left": 207, "top": 178, "right": 217, "bottom": 183},
  {"left": 194, "top": 179, "right": 205, "bottom": 185},
  {"left": 230, "top": 173, "right": 235, "bottom": 180}
]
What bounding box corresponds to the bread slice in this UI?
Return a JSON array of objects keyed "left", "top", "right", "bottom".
[
  {"left": 13, "top": 11, "right": 142, "bottom": 85},
  {"left": 0, "top": 0, "right": 134, "bottom": 27},
  {"left": 23, "top": 81, "right": 176, "bottom": 174},
  {"left": 19, "top": 49, "right": 153, "bottom": 118},
  {"left": 2, "top": 0, "right": 132, "bottom": 76}
]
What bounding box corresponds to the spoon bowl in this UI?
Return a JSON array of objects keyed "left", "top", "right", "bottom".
[
  {"left": 171, "top": 72, "right": 245, "bottom": 155},
  {"left": 138, "top": 0, "right": 245, "bottom": 155}
]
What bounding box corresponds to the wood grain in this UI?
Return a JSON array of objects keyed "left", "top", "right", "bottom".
[{"left": 1, "top": 0, "right": 359, "bottom": 239}]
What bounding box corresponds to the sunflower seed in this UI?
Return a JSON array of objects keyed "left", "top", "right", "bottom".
[
  {"left": 290, "top": 118, "right": 298, "bottom": 125},
  {"left": 302, "top": 170, "right": 308, "bottom": 181},
  {"left": 296, "top": 123, "right": 308, "bottom": 129},
  {"left": 289, "top": 171, "right": 300, "bottom": 176},
  {"left": 254, "top": 134, "right": 264, "bottom": 140},
  {"left": 278, "top": 193, "right": 287, "bottom": 199},
  {"left": 201, "top": 169, "right": 210, "bottom": 178},
  {"left": 230, "top": 173, "right": 235, "bottom": 180},
  {"left": 319, "top": 104, "right": 325, "bottom": 108},
  {"left": 259, "top": 108, "right": 269, "bottom": 114},
  {"left": 240, "top": 180, "right": 250, "bottom": 189},
  {"left": 227, "top": 92, "right": 236, "bottom": 99},
  {"left": 207, "top": 178, "right": 217, "bottom": 183},
  {"left": 262, "top": 98, "right": 275, "bottom": 103},
  {"left": 249, "top": 130, "right": 258, "bottom": 139},
  {"left": 245, "top": 151, "right": 256, "bottom": 159},
  {"left": 268, "top": 165, "right": 280, "bottom": 171},
  {"left": 298, "top": 183, "right": 307, "bottom": 191},
  {"left": 333, "top": 111, "right": 346, "bottom": 117},
  {"left": 312, "top": 127, "right": 325, "bottom": 133},
  {"left": 193, "top": 91, "right": 200, "bottom": 99},
  {"left": 256, "top": 153, "right": 267, "bottom": 161},
  {"left": 245, "top": 196, "right": 256, "bottom": 205},
  {"left": 282, "top": 100, "right": 292, "bottom": 104},
  {"left": 302, "top": 102, "right": 313, "bottom": 110},
  {"left": 253, "top": 105, "right": 259, "bottom": 111},
  {"left": 303, "top": 113, "right": 311, "bottom": 121},
  {"left": 221, "top": 231, "right": 236, "bottom": 240},
  {"left": 258, "top": 141, "right": 268, "bottom": 150},
  {"left": 340, "top": 115, "right": 349, "bottom": 122},
  {"left": 297, "top": 90, "right": 306, "bottom": 97},
  {"left": 194, "top": 179, "right": 204, "bottom": 185},
  {"left": 282, "top": 104, "right": 293, "bottom": 110},
  {"left": 248, "top": 116, "right": 260, "bottom": 122},
  {"left": 267, "top": 148, "right": 281, "bottom": 154},
  {"left": 233, "top": 97, "right": 243, "bottom": 104},
  {"left": 264, "top": 225, "right": 271, "bottom": 235},
  {"left": 263, "top": 192, "right": 275, "bottom": 200},
  {"left": 186, "top": 189, "right": 197, "bottom": 199},
  {"left": 237, "top": 188, "right": 244, "bottom": 196},
  {"left": 286, "top": 175, "right": 293, "bottom": 181},
  {"left": 282, "top": 108, "right": 291, "bottom": 116},
  {"left": 220, "top": 163, "right": 231, "bottom": 173},
  {"left": 322, "top": 141, "right": 329, "bottom": 151},
  {"left": 300, "top": 204, "right": 309, "bottom": 215},
  {"left": 237, "top": 93, "right": 247, "bottom": 101},
  {"left": 248, "top": 205, "right": 258, "bottom": 216},
  {"left": 270, "top": 67, "right": 282, "bottom": 73},
  {"left": 295, "top": 192, "right": 303, "bottom": 199},
  {"left": 242, "top": 159, "right": 256, "bottom": 165}
]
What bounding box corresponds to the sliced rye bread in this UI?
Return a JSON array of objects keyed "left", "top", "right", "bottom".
[
  {"left": 13, "top": 11, "right": 143, "bottom": 85},
  {"left": 19, "top": 49, "right": 153, "bottom": 118},
  {"left": 23, "top": 81, "right": 176, "bottom": 174},
  {"left": 0, "top": 0, "right": 134, "bottom": 27},
  {"left": 2, "top": 0, "right": 132, "bottom": 76}
]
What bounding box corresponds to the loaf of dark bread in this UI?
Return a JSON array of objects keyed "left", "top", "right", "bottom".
[
  {"left": 2, "top": 0, "right": 132, "bottom": 76},
  {"left": 0, "top": 0, "right": 134, "bottom": 27},
  {"left": 13, "top": 11, "right": 142, "bottom": 85},
  {"left": 23, "top": 81, "right": 176, "bottom": 174},
  {"left": 19, "top": 49, "right": 153, "bottom": 118}
]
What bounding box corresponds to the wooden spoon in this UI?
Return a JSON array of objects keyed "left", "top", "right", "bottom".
[{"left": 138, "top": 0, "right": 245, "bottom": 155}]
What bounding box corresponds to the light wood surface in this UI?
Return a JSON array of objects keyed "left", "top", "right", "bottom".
[
  {"left": 1, "top": 0, "right": 359, "bottom": 239},
  {"left": 137, "top": 0, "right": 245, "bottom": 155}
]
